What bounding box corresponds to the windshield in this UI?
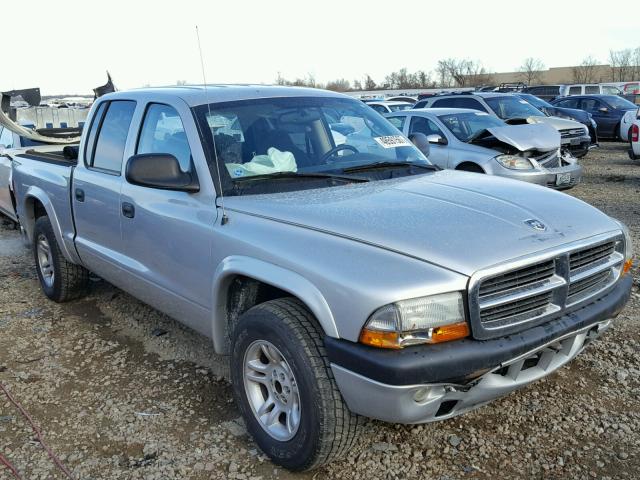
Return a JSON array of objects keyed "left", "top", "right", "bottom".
[
  {"left": 485, "top": 96, "right": 544, "bottom": 120},
  {"left": 518, "top": 94, "right": 551, "bottom": 109},
  {"left": 602, "top": 95, "right": 637, "bottom": 110},
  {"left": 193, "top": 96, "right": 430, "bottom": 193},
  {"left": 437, "top": 112, "right": 505, "bottom": 142}
]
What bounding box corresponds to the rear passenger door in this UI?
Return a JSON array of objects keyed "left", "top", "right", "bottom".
[
  {"left": 73, "top": 100, "right": 136, "bottom": 278},
  {"left": 118, "top": 102, "right": 215, "bottom": 334}
]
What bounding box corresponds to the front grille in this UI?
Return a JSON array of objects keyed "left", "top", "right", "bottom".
[
  {"left": 479, "top": 260, "right": 555, "bottom": 297},
  {"left": 570, "top": 241, "right": 615, "bottom": 272},
  {"left": 481, "top": 291, "right": 553, "bottom": 325},
  {"left": 568, "top": 270, "right": 612, "bottom": 303},
  {"left": 560, "top": 128, "right": 585, "bottom": 138},
  {"left": 469, "top": 234, "right": 625, "bottom": 339}
]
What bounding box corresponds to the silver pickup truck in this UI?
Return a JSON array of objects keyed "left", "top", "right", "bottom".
[{"left": 11, "top": 86, "right": 633, "bottom": 471}]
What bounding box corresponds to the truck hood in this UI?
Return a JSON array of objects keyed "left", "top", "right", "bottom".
[
  {"left": 472, "top": 123, "right": 559, "bottom": 152},
  {"left": 225, "top": 171, "right": 620, "bottom": 276}
]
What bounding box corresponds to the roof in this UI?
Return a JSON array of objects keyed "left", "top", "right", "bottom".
[
  {"left": 368, "top": 101, "right": 412, "bottom": 106},
  {"left": 400, "top": 107, "right": 488, "bottom": 116},
  {"left": 100, "top": 84, "right": 347, "bottom": 107}
]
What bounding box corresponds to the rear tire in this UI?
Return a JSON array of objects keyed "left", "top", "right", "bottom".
[
  {"left": 230, "top": 298, "right": 360, "bottom": 471},
  {"left": 33, "top": 216, "right": 89, "bottom": 302}
]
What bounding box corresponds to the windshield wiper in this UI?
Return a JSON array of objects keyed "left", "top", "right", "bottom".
[
  {"left": 233, "top": 171, "right": 370, "bottom": 183},
  {"left": 342, "top": 161, "right": 439, "bottom": 173}
]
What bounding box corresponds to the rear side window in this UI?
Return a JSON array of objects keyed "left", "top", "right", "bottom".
[
  {"left": 90, "top": 101, "right": 136, "bottom": 173},
  {"left": 414, "top": 100, "right": 429, "bottom": 108},
  {"left": 556, "top": 98, "right": 580, "bottom": 109},
  {"left": 137, "top": 104, "right": 192, "bottom": 171},
  {"left": 83, "top": 102, "right": 107, "bottom": 164},
  {"left": 453, "top": 97, "right": 488, "bottom": 112},
  {"left": 569, "top": 86, "right": 581, "bottom": 95},
  {"left": 585, "top": 85, "right": 599, "bottom": 94},
  {"left": 431, "top": 98, "right": 457, "bottom": 108}
]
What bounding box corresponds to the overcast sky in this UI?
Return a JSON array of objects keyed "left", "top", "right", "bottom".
[{"left": 3, "top": 0, "right": 639, "bottom": 95}]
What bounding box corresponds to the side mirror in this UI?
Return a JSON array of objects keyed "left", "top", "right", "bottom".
[
  {"left": 426, "top": 134, "right": 447, "bottom": 145},
  {"left": 408, "top": 132, "right": 431, "bottom": 157},
  {"left": 125, "top": 153, "right": 199, "bottom": 192},
  {"left": 598, "top": 107, "right": 609, "bottom": 113}
]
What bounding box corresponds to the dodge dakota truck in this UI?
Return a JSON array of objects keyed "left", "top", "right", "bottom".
[{"left": 11, "top": 86, "right": 633, "bottom": 471}]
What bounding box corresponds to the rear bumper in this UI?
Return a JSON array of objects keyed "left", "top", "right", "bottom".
[{"left": 327, "top": 275, "right": 632, "bottom": 424}]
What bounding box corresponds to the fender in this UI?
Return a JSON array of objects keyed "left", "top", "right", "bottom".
[
  {"left": 20, "top": 186, "right": 81, "bottom": 264},
  {"left": 211, "top": 255, "right": 339, "bottom": 354}
]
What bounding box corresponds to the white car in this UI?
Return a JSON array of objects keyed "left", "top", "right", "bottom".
[
  {"left": 367, "top": 101, "right": 413, "bottom": 114},
  {"left": 621, "top": 108, "right": 637, "bottom": 141},
  {"left": 629, "top": 108, "right": 640, "bottom": 160}
]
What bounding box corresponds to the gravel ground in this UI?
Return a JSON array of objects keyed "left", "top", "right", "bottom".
[{"left": 1, "top": 142, "right": 639, "bottom": 480}]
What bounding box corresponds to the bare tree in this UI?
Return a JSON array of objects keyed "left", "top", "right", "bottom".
[
  {"left": 325, "top": 79, "right": 351, "bottom": 92},
  {"left": 364, "top": 75, "right": 377, "bottom": 90},
  {"left": 609, "top": 48, "right": 635, "bottom": 81},
  {"left": 176, "top": 80, "right": 187, "bottom": 86},
  {"left": 571, "top": 56, "right": 599, "bottom": 84},
  {"left": 352, "top": 79, "right": 363, "bottom": 90},
  {"left": 518, "top": 58, "right": 545, "bottom": 85},
  {"left": 436, "top": 58, "right": 491, "bottom": 87}
]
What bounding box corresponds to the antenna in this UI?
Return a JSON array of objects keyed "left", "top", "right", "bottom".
[{"left": 196, "top": 25, "right": 229, "bottom": 226}]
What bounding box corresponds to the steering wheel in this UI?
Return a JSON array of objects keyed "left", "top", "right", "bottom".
[{"left": 321, "top": 144, "right": 359, "bottom": 162}]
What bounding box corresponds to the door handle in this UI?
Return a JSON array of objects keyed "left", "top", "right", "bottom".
[
  {"left": 75, "top": 188, "right": 85, "bottom": 202},
  {"left": 121, "top": 202, "right": 135, "bottom": 218}
]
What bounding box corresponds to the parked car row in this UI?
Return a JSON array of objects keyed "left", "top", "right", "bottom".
[{"left": 0, "top": 85, "right": 634, "bottom": 472}]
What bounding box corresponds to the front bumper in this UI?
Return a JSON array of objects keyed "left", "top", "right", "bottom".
[
  {"left": 488, "top": 162, "right": 583, "bottom": 190},
  {"left": 561, "top": 133, "right": 591, "bottom": 157},
  {"left": 327, "top": 275, "right": 631, "bottom": 424}
]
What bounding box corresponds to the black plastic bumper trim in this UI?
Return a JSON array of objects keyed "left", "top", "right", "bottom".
[{"left": 325, "top": 275, "right": 632, "bottom": 386}]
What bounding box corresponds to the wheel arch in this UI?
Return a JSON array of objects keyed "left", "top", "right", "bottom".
[
  {"left": 21, "top": 188, "right": 76, "bottom": 262},
  {"left": 455, "top": 161, "right": 485, "bottom": 173},
  {"left": 211, "top": 256, "right": 338, "bottom": 354}
]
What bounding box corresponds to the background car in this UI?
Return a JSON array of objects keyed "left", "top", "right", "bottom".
[
  {"left": 385, "top": 108, "right": 581, "bottom": 189},
  {"left": 367, "top": 101, "right": 414, "bottom": 114},
  {"left": 385, "top": 96, "right": 417, "bottom": 104},
  {"left": 522, "top": 85, "right": 564, "bottom": 101},
  {"left": 550, "top": 95, "right": 638, "bottom": 140},
  {"left": 514, "top": 93, "right": 598, "bottom": 154},
  {"left": 414, "top": 92, "right": 591, "bottom": 158}
]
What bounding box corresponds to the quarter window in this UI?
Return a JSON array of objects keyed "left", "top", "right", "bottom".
[
  {"left": 137, "top": 104, "right": 192, "bottom": 171},
  {"left": 90, "top": 101, "right": 136, "bottom": 173},
  {"left": 585, "top": 86, "right": 599, "bottom": 94},
  {"left": 569, "top": 86, "right": 581, "bottom": 95}
]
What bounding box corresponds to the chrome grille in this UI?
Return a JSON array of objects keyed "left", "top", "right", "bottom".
[
  {"left": 469, "top": 234, "right": 625, "bottom": 339},
  {"left": 560, "top": 128, "right": 585, "bottom": 138},
  {"left": 481, "top": 291, "right": 553, "bottom": 325},
  {"left": 479, "top": 260, "right": 555, "bottom": 297},
  {"left": 570, "top": 241, "right": 615, "bottom": 272}
]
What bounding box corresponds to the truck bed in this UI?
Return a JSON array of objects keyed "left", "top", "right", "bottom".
[{"left": 17, "top": 146, "right": 78, "bottom": 166}]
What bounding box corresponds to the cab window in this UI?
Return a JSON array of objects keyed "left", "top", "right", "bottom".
[
  {"left": 0, "top": 126, "right": 13, "bottom": 149},
  {"left": 137, "top": 104, "right": 192, "bottom": 171}
]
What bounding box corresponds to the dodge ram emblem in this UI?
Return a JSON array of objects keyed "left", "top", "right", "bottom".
[{"left": 524, "top": 219, "right": 547, "bottom": 231}]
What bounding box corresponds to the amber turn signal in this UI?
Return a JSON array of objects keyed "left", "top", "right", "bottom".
[
  {"left": 622, "top": 258, "right": 633, "bottom": 276},
  {"left": 359, "top": 322, "right": 470, "bottom": 349}
]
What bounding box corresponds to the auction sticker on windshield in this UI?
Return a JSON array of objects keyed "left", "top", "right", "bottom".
[{"left": 374, "top": 135, "right": 413, "bottom": 148}]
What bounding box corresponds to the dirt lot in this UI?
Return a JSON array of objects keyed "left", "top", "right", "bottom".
[{"left": 1, "top": 142, "right": 639, "bottom": 480}]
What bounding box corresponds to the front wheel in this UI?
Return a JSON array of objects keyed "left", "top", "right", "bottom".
[
  {"left": 33, "top": 216, "right": 89, "bottom": 302},
  {"left": 230, "top": 298, "right": 360, "bottom": 471}
]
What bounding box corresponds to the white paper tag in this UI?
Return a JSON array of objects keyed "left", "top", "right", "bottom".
[
  {"left": 374, "top": 135, "right": 413, "bottom": 149},
  {"left": 475, "top": 112, "right": 489, "bottom": 116}
]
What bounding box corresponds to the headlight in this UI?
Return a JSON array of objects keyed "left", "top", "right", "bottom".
[
  {"left": 359, "top": 292, "right": 469, "bottom": 349},
  {"left": 495, "top": 155, "right": 534, "bottom": 170},
  {"left": 617, "top": 221, "right": 634, "bottom": 276}
]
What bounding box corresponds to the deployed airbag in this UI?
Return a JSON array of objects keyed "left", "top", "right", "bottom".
[{"left": 226, "top": 148, "right": 297, "bottom": 178}]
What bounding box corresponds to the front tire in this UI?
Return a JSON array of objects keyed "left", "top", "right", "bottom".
[
  {"left": 230, "top": 298, "right": 360, "bottom": 471},
  {"left": 33, "top": 216, "right": 89, "bottom": 302}
]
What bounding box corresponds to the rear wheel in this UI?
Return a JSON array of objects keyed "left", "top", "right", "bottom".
[
  {"left": 230, "top": 298, "right": 360, "bottom": 471},
  {"left": 33, "top": 216, "right": 89, "bottom": 302}
]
